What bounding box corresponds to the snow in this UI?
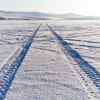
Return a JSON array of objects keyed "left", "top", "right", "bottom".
[
  {"left": 49, "top": 20, "right": 100, "bottom": 73},
  {"left": 0, "top": 20, "right": 99, "bottom": 100}
]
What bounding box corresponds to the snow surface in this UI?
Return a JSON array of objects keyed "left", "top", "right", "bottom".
[
  {"left": 0, "top": 20, "right": 99, "bottom": 100},
  {"left": 49, "top": 20, "right": 100, "bottom": 73}
]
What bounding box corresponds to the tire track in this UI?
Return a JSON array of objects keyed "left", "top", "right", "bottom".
[
  {"left": 0, "top": 24, "right": 41, "bottom": 100},
  {"left": 47, "top": 24, "right": 100, "bottom": 100}
]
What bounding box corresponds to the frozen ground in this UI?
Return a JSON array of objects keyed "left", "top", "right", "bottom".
[
  {"left": 0, "top": 20, "right": 99, "bottom": 100},
  {"left": 49, "top": 20, "right": 100, "bottom": 72},
  {"left": 0, "top": 20, "right": 39, "bottom": 68}
]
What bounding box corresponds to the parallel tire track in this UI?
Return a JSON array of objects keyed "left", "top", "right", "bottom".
[{"left": 0, "top": 24, "right": 41, "bottom": 100}]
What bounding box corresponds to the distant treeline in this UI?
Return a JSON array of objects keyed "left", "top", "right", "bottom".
[
  {"left": 0, "top": 17, "right": 6, "bottom": 20},
  {"left": 0, "top": 17, "right": 50, "bottom": 20},
  {"left": 0, "top": 16, "right": 100, "bottom": 20}
]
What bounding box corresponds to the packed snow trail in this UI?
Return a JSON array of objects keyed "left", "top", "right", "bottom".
[
  {"left": 0, "top": 24, "right": 41, "bottom": 100},
  {"left": 5, "top": 24, "right": 89, "bottom": 100}
]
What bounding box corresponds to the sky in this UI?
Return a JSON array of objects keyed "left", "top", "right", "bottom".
[{"left": 0, "top": 0, "right": 100, "bottom": 16}]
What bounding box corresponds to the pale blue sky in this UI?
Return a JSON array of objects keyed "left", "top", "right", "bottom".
[{"left": 0, "top": 0, "right": 100, "bottom": 16}]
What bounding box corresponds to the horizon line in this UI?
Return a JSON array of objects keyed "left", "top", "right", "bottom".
[{"left": 0, "top": 10, "right": 100, "bottom": 17}]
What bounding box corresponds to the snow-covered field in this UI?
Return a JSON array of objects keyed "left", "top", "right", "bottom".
[
  {"left": 49, "top": 20, "right": 100, "bottom": 72},
  {"left": 0, "top": 20, "right": 100, "bottom": 100},
  {"left": 0, "top": 20, "right": 39, "bottom": 68}
]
